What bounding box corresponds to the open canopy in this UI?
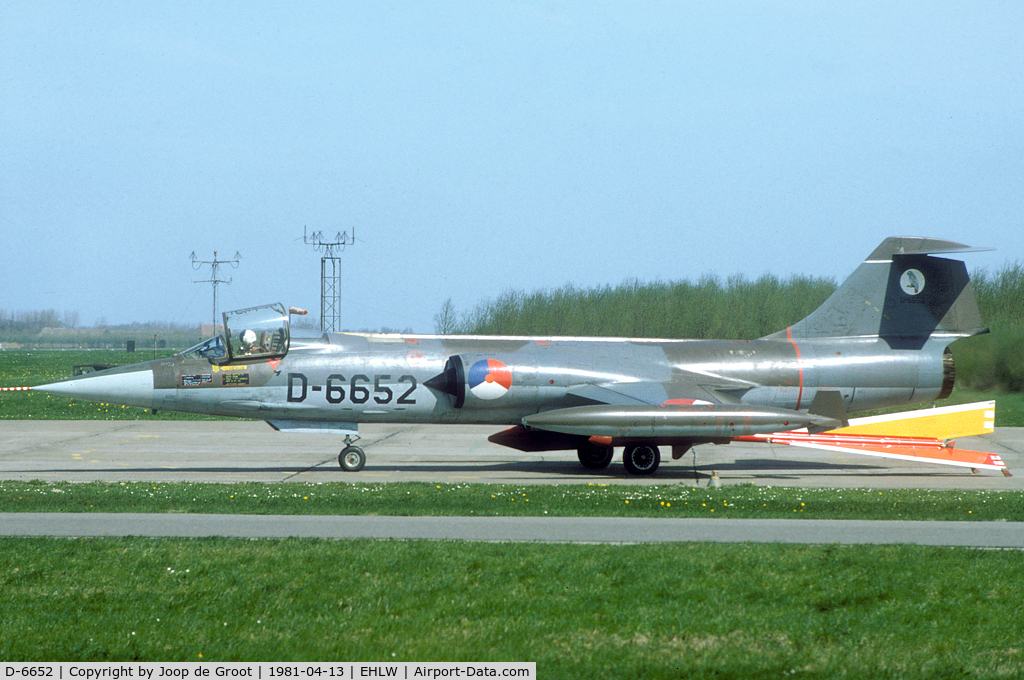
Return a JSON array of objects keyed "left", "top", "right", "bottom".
[
  {"left": 180, "top": 303, "right": 290, "bottom": 363},
  {"left": 224, "top": 303, "right": 290, "bottom": 360}
]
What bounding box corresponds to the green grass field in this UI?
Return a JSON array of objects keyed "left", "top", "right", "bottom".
[
  {"left": 2, "top": 538, "right": 1023, "bottom": 678},
  {"left": 2, "top": 481, "right": 1023, "bottom": 676},
  {"left": 2, "top": 480, "right": 1023, "bottom": 521},
  {"left": 0, "top": 350, "right": 220, "bottom": 420}
]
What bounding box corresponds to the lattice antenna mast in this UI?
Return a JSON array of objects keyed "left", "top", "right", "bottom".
[
  {"left": 303, "top": 227, "right": 356, "bottom": 332},
  {"left": 190, "top": 250, "right": 241, "bottom": 327}
]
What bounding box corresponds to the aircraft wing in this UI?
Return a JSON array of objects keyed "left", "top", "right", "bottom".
[
  {"left": 567, "top": 382, "right": 724, "bottom": 407},
  {"left": 567, "top": 369, "right": 755, "bottom": 407},
  {"left": 495, "top": 374, "right": 820, "bottom": 451}
]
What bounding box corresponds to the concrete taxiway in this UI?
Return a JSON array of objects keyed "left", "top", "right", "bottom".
[
  {"left": 3, "top": 513, "right": 1023, "bottom": 547},
  {"left": 2, "top": 420, "right": 1021, "bottom": 544},
  {"left": 0, "top": 420, "right": 1021, "bottom": 490}
]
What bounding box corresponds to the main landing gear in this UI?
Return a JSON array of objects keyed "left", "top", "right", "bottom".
[
  {"left": 577, "top": 441, "right": 614, "bottom": 469},
  {"left": 577, "top": 441, "right": 662, "bottom": 476},
  {"left": 338, "top": 435, "right": 366, "bottom": 472},
  {"left": 622, "top": 443, "right": 661, "bottom": 476}
]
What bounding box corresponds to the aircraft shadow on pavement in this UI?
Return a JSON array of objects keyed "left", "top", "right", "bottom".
[
  {"left": 332, "top": 457, "right": 891, "bottom": 479},
  {"left": 359, "top": 455, "right": 979, "bottom": 480},
  {"left": 10, "top": 466, "right": 322, "bottom": 476},
  {"left": 10, "top": 457, "right": 973, "bottom": 482}
]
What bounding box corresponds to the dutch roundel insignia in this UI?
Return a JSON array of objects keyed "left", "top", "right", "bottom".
[{"left": 468, "top": 359, "right": 513, "bottom": 400}]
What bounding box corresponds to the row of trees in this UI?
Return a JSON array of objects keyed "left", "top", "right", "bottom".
[
  {"left": 957, "top": 264, "right": 1024, "bottom": 391},
  {"left": 0, "top": 309, "right": 205, "bottom": 349},
  {"left": 0, "top": 309, "right": 80, "bottom": 334},
  {"left": 0, "top": 309, "right": 202, "bottom": 334},
  {"left": 435, "top": 263, "right": 1024, "bottom": 392},
  {"left": 436, "top": 274, "right": 836, "bottom": 340}
]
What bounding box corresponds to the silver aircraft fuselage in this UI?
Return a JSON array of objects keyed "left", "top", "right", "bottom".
[
  {"left": 59, "top": 332, "right": 952, "bottom": 430},
  {"left": 33, "top": 236, "right": 986, "bottom": 475}
]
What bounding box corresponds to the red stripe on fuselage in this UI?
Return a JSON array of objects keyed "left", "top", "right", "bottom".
[{"left": 786, "top": 326, "right": 804, "bottom": 410}]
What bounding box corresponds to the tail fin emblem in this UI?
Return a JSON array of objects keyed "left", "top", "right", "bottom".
[{"left": 900, "top": 269, "right": 925, "bottom": 295}]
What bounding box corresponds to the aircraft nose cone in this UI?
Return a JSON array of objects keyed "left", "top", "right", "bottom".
[{"left": 35, "top": 366, "right": 155, "bottom": 410}]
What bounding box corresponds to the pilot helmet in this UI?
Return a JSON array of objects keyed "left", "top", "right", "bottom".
[{"left": 241, "top": 329, "right": 257, "bottom": 346}]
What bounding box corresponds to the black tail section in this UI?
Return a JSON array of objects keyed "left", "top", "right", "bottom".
[{"left": 767, "top": 237, "right": 988, "bottom": 346}]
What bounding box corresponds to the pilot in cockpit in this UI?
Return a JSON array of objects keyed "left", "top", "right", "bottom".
[{"left": 240, "top": 329, "right": 263, "bottom": 355}]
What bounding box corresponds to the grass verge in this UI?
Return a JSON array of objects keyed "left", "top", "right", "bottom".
[
  {"left": 2, "top": 480, "right": 1023, "bottom": 521},
  {"left": 1, "top": 537, "right": 1021, "bottom": 678}
]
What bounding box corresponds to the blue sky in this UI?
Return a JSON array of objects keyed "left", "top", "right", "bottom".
[{"left": 2, "top": 1, "right": 1022, "bottom": 332}]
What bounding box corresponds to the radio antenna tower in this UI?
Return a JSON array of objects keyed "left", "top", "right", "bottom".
[
  {"left": 303, "top": 227, "right": 356, "bottom": 332},
  {"left": 190, "top": 250, "right": 241, "bottom": 327}
]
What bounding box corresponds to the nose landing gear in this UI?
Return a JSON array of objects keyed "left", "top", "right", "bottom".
[
  {"left": 339, "top": 445, "right": 366, "bottom": 471},
  {"left": 338, "top": 435, "right": 366, "bottom": 472}
]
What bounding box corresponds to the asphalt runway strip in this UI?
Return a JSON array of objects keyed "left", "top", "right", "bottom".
[{"left": 2, "top": 513, "right": 1023, "bottom": 547}]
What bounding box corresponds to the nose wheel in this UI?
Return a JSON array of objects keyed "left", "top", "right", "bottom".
[{"left": 339, "top": 445, "right": 366, "bottom": 472}]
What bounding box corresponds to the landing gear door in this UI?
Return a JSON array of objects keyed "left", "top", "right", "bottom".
[{"left": 223, "top": 303, "right": 290, "bottom": 362}]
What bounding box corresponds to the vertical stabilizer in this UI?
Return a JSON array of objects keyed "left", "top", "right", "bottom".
[{"left": 767, "top": 237, "right": 988, "bottom": 345}]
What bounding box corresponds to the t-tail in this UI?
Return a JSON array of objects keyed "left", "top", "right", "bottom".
[{"left": 766, "top": 236, "right": 989, "bottom": 347}]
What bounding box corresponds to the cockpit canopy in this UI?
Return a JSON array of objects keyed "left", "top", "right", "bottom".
[
  {"left": 224, "top": 303, "right": 289, "bottom": 360},
  {"left": 180, "top": 303, "right": 290, "bottom": 363}
]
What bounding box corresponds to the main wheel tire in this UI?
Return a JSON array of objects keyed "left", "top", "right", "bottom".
[
  {"left": 623, "top": 443, "right": 661, "bottom": 476},
  {"left": 577, "top": 441, "right": 615, "bottom": 469},
  {"left": 339, "top": 446, "right": 366, "bottom": 472}
]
